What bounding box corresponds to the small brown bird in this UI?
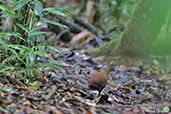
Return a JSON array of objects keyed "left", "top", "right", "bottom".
[{"left": 88, "top": 64, "right": 113, "bottom": 97}]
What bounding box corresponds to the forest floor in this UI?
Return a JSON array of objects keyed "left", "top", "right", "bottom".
[
  {"left": 0, "top": 42, "right": 171, "bottom": 113},
  {"left": 1, "top": 0, "right": 171, "bottom": 114}
]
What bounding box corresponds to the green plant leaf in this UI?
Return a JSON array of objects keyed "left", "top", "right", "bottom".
[
  {"left": 14, "top": 0, "right": 31, "bottom": 11},
  {"left": 0, "top": 32, "right": 25, "bottom": 41},
  {"left": 0, "top": 0, "right": 9, "bottom": 4},
  {"left": 47, "top": 46, "right": 60, "bottom": 53},
  {"left": 43, "top": 7, "right": 66, "bottom": 18},
  {"left": 162, "top": 107, "right": 170, "bottom": 113},
  {"left": 16, "top": 23, "right": 29, "bottom": 33},
  {"left": 8, "top": 45, "right": 21, "bottom": 50},
  {"left": 0, "top": 38, "right": 5, "bottom": 44},
  {"left": 55, "top": 94, "right": 61, "bottom": 98},
  {"left": 40, "top": 17, "right": 67, "bottom": 28},
  {"left": 30, "top": 25, "right": 44, "bottom": 32},
  {"left": 0, "top": 4, "right": 13, "bottom": 17},
  {"left": 18, "top": 45, "right": 29, "bottom": 50},
  {"left": 33, "top": 51, "right": 46, "bottom": 57},
  {"left": 19, "top": 49, "right": 25, "bottom": 56},
  {"left": 12, "top": 33, "right": 25, "bottom": 41},
  {"left": 0, "top": 67, "right": 14, "bottom": 73},
  {"left": 0, "top": 14, "right": 9, "bottom": 18},
  {"left": 6, "top": 16, "right": 10, "bottom": 31},
  {"left": 29, "top": 52, "right": 35, "bottom": 67},
  {"left": 107, "top": 80, "right": 114, "bottom": 84},
  {"left": 24, "top": 73, "right": 28, "bottom": 79},
  {"left": 29, "top": 31, "right": 46, "bottom": 36},
  {"left": 31, "top": 81, "right": 39, "bottom": 90},
  {"left": 29, "top": 11, "right": 35, "bottom": 31},
  {"left": 38, "top": 35, "right": 47, "bottom": 45},
  {"left": 25, "top": 55, "right": 30, "bottom": 76},
  {"left": 42, "top": 63, "right": 61, "bottom": 69},
  {"left": 34, "top": 0, "right": 43, "bottom": 18},
  {"left": 1, "top": 59, "right": 9, "bottom": 66},
  {"left": 28, "top": 35, "right": 35, "bottom": 46},
  {"left": 61, "top": 9, "right": 72, "bottom": 15},
  {"left": 8, "top": 48, "right": 21, "bottom": 60}
]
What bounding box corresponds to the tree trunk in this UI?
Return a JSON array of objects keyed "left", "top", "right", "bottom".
[
  {"left": 90, "top": 0, "right": 170, "bottom": 62},
  {"left": 118, "top": 0, "right": 170, "bottom": 58}
]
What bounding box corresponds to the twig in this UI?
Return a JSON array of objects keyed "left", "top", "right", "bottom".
[
  {"left": 44, "top": 85, "right": 57, "bottom": 100},
  {"left": 74, "top": 16, "right": 98, "bottom": 35}
]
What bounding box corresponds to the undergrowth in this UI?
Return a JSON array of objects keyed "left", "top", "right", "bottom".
[{"left": 0, "top": 0, "right": 70, "bottom": 82}]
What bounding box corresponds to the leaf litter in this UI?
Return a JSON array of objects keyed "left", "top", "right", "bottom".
[{"left": 0, "top": 46, "right": 171, "bottom": 114}]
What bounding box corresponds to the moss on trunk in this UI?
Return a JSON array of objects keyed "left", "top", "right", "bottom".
[{"left": 90, "top": 0, "right": 170, "bottom": 64}]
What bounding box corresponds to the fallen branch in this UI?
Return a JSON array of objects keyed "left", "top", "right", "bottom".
[
  {"left": 46, "top": 13, "right": 104, "bottom": 46},
  {"left": 47, "top": 13, "right": 83, "bottom": 33},
  {"left": 74, "top": 16, "right": 98, "bottom": 35}
]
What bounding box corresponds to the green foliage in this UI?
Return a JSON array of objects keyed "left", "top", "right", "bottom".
[
  {"left": 55, "top": 94, "right": 62, "bottom": 98},
  {"left": 162, "top": 107, "right": 170, "bottom": 113},
  {"left": 0, "top": 0, "right": 69, "bottom": 81},
  {"left": 107, "top": 80, "right": 114, "bottom": 84},
  {"left": 0, "top": 4, "right": 14, "bottom": 17},
  {"left": 31, "top": 81, "right": 39, "bottom": 90},
  {"left": 0, "top": 37, "right": 61, "bottom": 77},
  {"left": 14, "top": 0, "right": 31, "bottom": 11}
]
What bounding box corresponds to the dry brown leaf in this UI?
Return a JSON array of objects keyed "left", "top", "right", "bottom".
[
  {"left": 119, "top": 65, "right": 127, "bottom": 70},
  {"left": 133, "top": 106, "right": 139, "bottom": 113},
  {"left": 70, "top": 87, "right": 77, "bottom": 92},
  {"left": 24, "top": 107, "right": 32, "bottom": 114},
  {"left": 53, "top": 109, "right": 63, "bottom": 114},
  {"left": 87, "top": 111, "right": 92, "bottom": 114},
  {"left": 23, "top": 100, "right": 32, "bottom": 106},
  {"left": 76, "top": 80, "right": 80, "bottom": 84},
  {"left": 111, "top": 86, "right": 118, "bottom": 91},
  {"left": 152, "top": 70, "right": 159, "bottom": 75},
  {"left": 0, "top": 83, "right": 3, "bottom": 86}
]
